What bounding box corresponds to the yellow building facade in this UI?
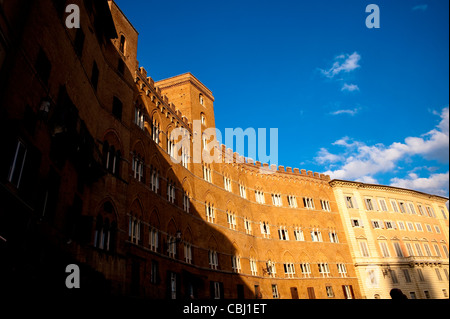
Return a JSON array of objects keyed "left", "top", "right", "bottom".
[{"left": 330, "top": 180, "right": 449, "bottom": 299}]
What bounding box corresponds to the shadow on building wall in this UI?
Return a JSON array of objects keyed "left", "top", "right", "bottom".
[{"left": 0, "top": 0, "right": 252, "bottom": 300}]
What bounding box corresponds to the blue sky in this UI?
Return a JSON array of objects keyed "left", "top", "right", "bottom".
[{"left": 115, "top": 0, "right": 449, "bottom": 197}]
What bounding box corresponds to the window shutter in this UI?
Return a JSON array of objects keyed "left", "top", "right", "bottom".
[{"left": 373, "top": 199, "right": 379, "bottom": 211}]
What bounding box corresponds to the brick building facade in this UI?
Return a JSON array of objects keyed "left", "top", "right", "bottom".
[{"left": 0, "top": 0, "right": 446, "bottom": 300}]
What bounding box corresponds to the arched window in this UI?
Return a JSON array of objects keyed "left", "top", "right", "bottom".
[
  {"left": 93, "top": 202, "right": 117, "bottom": 252},
  {"left": 119, "top": 34, "right": 126, "bottom": 54},
  {"left": 199, "top": 94, "right": 204, "bottom": 106},
  {"left": 132, "top": 152, "right": 145, "bottom": 182},
  {"left": 201, "top": 113, "right": 206, "bottom": 125},
  {"left": 103, "top": 140, "right": 121, "bottom": 177},
  {"left": 152, "top": 118, "right": 160, "bottom": 144}
]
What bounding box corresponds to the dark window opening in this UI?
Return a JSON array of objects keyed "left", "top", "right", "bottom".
[
  {"left": 74, "top": 28, "right": 85, "bottom": 58},
  {"left": 112, "top": 97, "right": 123, "bottom": 121},
  {"left": 35, "top": 49, "right": 51, "bottom": 85},
  {"left": 91, "top": 61, "right": 99, "bottom": 91}
]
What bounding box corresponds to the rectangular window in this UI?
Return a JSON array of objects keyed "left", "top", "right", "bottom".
[
  {"left": 434, "top": 244, "right": 442, "bottom": 257},
  {"left": 272, "top": 194, "right": 282, "bottom": 207},
  {"left": 227, "top": 212, "right": 237, "bottom": 230},
  {"left": 435, "top": 269, "right": 443, "bottom": 281},
  {"left": 424, "top": 244, "right": 432, "bottom": 257},
  {"left": 365, "top": 198, "right": 374, "bottom": 211},
  {"left": 112, "top": 97, "right": 123, "bottom": 121},
  {"left": 320, "top": 200, "right": 331, "bottom": 211},
  {"left": 440, "top": 207, "right": 448, "bottom": 220},
  {"left": 398, "top": 221, "right": 406, "bottom": 230},
  {"left": 318, "top": 263, "right": 330, "bottom": 277},
  {"left": 284, "top": 263, "right": 296, "bottom": 278},
  {"left": 351, "top": 219, "right": 362, "bottom": 228},
  {"left": 208, "top": 250, "right": 219, "bottom": 270},
  {"left": 91, "top": 61, "right": 99, "bottom": 91},
  {"left": 244, "top": 218, "right": 252, "bottom": 235},
  {"left": 239, "top": 184, "right": 247, "bottom": 199},
  {"left": 408, "top": 203, "right": 417, "bottom": 215},
  {"left": 417, "top": 204, "right": 425, "bottom": 216},
  {"left": 337, "top": 264, "right": 347, "bottom": 277},
  {"left": 184, "top": 243, "right": 192, "bottom": 264},
  {"left": 390, "top": 270, "right": 399, "bottom": 284},
  {"left": 150, "top": 260, "right": 159, "bottom": 284},
  {"left": 399, "top": 202, "right": 407, "bottom": 214},
  {"left": 403, "top": 269, "right": 412, "bottom": 283},
  {"left": 406, "top": 243, "right": 414, "bottom": 256},
  {"left": 359, "top": 241, "right": 370, "bottom": 257},
  {"left": 345, "top": 196, "right": 356, "bottom": 209},
  {"left": 266, "top": 261, "right": 276, "bottom": 278},
  {"left": 393, "top": 242, "right": 404, "bottom": 257},
  {"left": 415, "top": 223, "right": 423, "bottom": 232},
  {"left": 35, "top": 48, "right": 51, "bottom": 85},
  {"left": 426, "top": 206, "right": 436, "bottom": 218},
  {"left": 310, "top": 230, "right": 323, "bottom": 242},
  {"left": 167, "top": 235, "right": 176, "bottom": 258},
  {"left": 443, "top": 245, "right": 449, "bottom": 258},
  {"left": 294, "top": 228, "right": 305, "bottom": 241},
  {"left": 232, "top": 256, "right": 241, "bottom": 273},
  {"left": 379, "top": 199, "right": 388, "bottom": 211},
  {"left": 372, "top": 220, "right": 382, "bottom": 229},
  {"left": 74, "top": 28, "right": 85, "bottom": 57},
  {"left": 149, "top": 227, "right": 159, "bottom": 252},
  {"left": 8, "top": 140, "right": 27, "bottom": 189},
  {"left": 255, "top": 190, "right": 265, "bottom": 204},
  {"left": 390, "top": 200, "right": 399, "bottom": 213},
  {"left": 278, "top": 227, "right": 289, "bottom": 241},
  {"left": 303, "top": 197, "right": 315, "bottom": 209},
  {"left": 272, "top": 285, "right": 280, "bottom": 299},
  {"left": 415, "top": 243, "right": 424, "bottom": 256},
  {"left": 410, "top": 292, "right": 417, "bottom": 299},
  {"left": 183, "top": 192, "right": 190, "bottom": 213},
  {"left": 379, "top": 242, "right": 390, "bottom": 257},
  {"left": 307, "top": 287, "right": 316, "bottom": 300},
  {"left": 300, "top": 263, "right": 311, "bottom": 278},
  {"left": 118, "top": 58, "right": 125, "bottom": 75},
  {"left": 342, "top": 286, "right": 354, "bottom": 299},
  {"left": 329, "top": 231, "right": 339, "bottom": 243},
  {"left": 434, "top": 225, "right": 441, "bottom": 233},
  {"left": 250, "top": 259, "right": 258, "bottom": 276},
  {"left": 224, "top": 177, "right": 232, "bottom": 192},
  {"left": 326, "top": 286, "right": 335, "bottom": 298},
  {"left": 205, "top": 203, "right": 215, "bottom": 223},
  {"left": 260, "top": 222, "right": 270, "bottom": 238},
  {"left": 288, "top": 195, "right": 298, "bottom": 208},
  {"left": 417, "top": 269, "right": 425, "bottom": 281}
]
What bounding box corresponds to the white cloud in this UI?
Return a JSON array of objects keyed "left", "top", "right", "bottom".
[
  {"left": 330, "top": 108, "right": 360, "bottom": 116},
  {"left": 315, "top": 148, "right": 343, "bottom": 164},
  {"left": 412, "top": 4, "right": 428, "bottom": 11},
  {"left": 341, "top": 83, "right": 360, "bottom": 92},
  {"left": 390, "top": 172, "right": 449, "bottom": 197},
  {"left": 317, "top": 107, "right": 449, "bottom": 195},
  {"left": 321, "top": 52, "right": 361, "bottom": 79}
]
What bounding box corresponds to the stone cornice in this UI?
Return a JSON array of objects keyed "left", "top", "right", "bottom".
[{"left": 330, "top": 179, "right": 449, "bottom": 203}]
